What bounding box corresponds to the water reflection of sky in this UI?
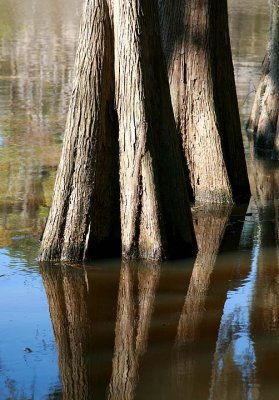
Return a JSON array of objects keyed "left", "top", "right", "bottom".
[
  {"left": 210, "top": 216, "right": 260, "bottom": 400},
  {"left": 0, "top": 249, "right": 60, "bottom": 399},
  {"left": 0, "top": 135, "right": 4, "bottom": 150}
]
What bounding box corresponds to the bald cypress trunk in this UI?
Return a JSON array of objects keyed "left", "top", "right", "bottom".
[
  {"left": 114, "top": 0, "right": 196, "bottom": 260},
  {"left": 159, "top": 0, "right": 250, "bottom": 204},
  {"left": 38, "top": 0, "right": 120, "bottom": 262},
  {"left": 39, "top": 0, "right": 197, "bottom": 262},
  {"left": 247, "top": 0, "right": 279, "bottom": 159}
]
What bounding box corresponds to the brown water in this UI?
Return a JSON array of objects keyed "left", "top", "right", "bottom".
[{"left": 0, "top": 1, "right": 278, "bottom": 399}]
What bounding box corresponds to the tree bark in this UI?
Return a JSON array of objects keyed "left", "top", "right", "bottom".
[
  {"left": 247, "top": 0, "right": 279, "bottom": 159},
  {"left": 38, "top": 0, "right": 120, "bottom": 262},
  {"left": 114, "top": 0, "right": 196, "bottom": 260},
  {"left": 159, "top": 0, "right": 250, "bottom": 204}
]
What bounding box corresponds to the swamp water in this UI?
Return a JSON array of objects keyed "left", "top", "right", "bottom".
[{"left": 0, "top": 0, "right": 277, "bottom": 399}]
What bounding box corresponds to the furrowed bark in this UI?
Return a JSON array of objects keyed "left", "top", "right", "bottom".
[
  {"left": 114, "top": 0, "right": 196, "bottom": 261},
  {"left": 247, "top": 0, "right": 279, "bottom": 160},
  {"left": 159, "top": 0, "right": 250, "bottom": 204},
  {"left": 38, "top": 0, "right": 120, "bottom": 262}
]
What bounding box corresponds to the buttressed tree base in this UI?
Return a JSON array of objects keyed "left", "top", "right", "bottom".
[{"left": 38, "top": 0, "right": 197, "bottom": 263}]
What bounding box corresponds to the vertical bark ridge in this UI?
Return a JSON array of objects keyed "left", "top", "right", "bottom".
[
  {"left": 159, "top": 0, "right": 250, "bottom": 204},
  {"left": 114, "top": 0, "right": 196, "bottom": 261},
  {"left": 39, "top": 0, "right": 119, "bottom": 262}
]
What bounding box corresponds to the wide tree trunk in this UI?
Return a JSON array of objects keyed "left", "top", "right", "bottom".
[
  {"left": 247, "top": 0, "right": 279, "bottom": 159},
  {"left": 114, "top": 0, "right": 196, "bottom": 260},
  {"left": 39, "top": 0, "right": 196, "bottom": 263},
  {"left": 159, "top": 0, "right": 250, "bottom": 204},
  {"left": 38, "top": 0, "right": 120, "bottom": 262}
]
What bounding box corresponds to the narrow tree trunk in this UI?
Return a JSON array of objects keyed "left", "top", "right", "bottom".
[
  {"left": 247, "top": 0, "right": 279, "bottom": 159},
  {"left": 38, "top": 0, "right": 120, "bottom": 262},
  {"left": 159, "top": 0, "right": 250, "bottom": 204},
  {"left": 114, "top": 0, "right": 196, "bottom": 260}
]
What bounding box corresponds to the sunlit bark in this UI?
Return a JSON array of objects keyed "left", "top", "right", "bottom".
[{"left": 39, "top": 0, "right": 120, "bottom": 262}]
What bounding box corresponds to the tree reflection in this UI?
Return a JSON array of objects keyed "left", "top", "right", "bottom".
[
  {"left": 0, "top": 0, "right": 81, "bottom": 243},
  {"left": 108, "top": 262, "right": 160, "bottom": 400},
  {"left": 41, "top": 261, "right": 160, "bottom": 400},
  {"left": 176, "top": 205, "right": 232, "bottom": 344},
  {"left": 209, "top": 200, "right": 259, "bottom": 400},
  {"left": 249, "top": 153, "right": 279, "bottom": 398},
  {"left": 173, "top": 205, "right": 233, "bottom": 399},
  {"left": 41, "top": 263, "right": 119, "bottom": 400}
]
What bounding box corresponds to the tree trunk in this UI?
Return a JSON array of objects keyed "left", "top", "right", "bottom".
[
  {"left": 247, "top": 0, "right": 279, "bottom": 159},
  {"left": 159, "top": 0, "right": 250, "bottom": 204},
  {"left": 114, "top": 0, "right": 196, "bottom": 260},
  {"left": 38, "top": 0, "right": 120, "bottom": 262}
]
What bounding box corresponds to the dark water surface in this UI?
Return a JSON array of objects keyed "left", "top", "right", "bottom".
[{"left": 0, "top": 1, "right": 277, "bottom": 399}]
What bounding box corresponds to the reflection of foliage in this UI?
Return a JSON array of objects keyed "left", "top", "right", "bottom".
[
  {"left": 0, "top": 0, "right": 82, "bottom": 248},
  {"left": 0, "top": 3, "right": 14, "bottom": 39}
]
